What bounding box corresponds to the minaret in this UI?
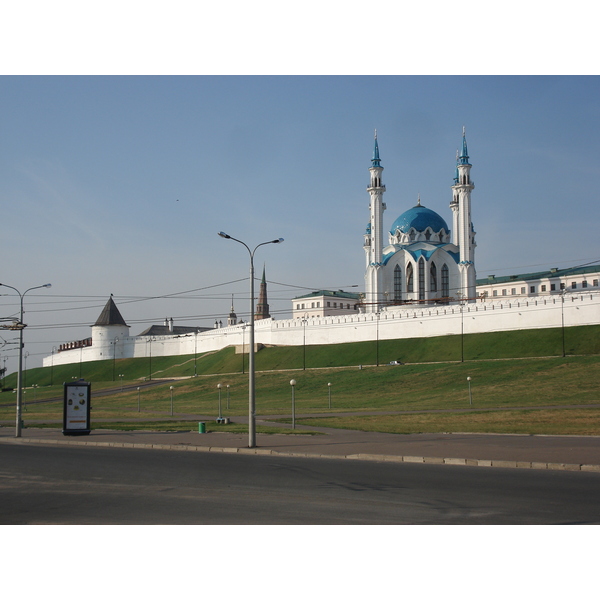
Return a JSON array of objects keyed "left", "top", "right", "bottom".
[
  {"left": 227, "top": 295, "right": 237, "bottom": 326},
  {"left": 364, "top": 130, "right": 386, "bottom": 312},
  {"left": 254, "top": 265, "right": 271, "bottom": 320},
  {"left": 451, "top": 127, "right": 477, "bottom": 301}
]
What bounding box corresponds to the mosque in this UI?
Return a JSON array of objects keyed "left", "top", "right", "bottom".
[
  {"left": 363, "top": 128, "right": 475, "bottom": 311},
  {"left": 43, "top": 130, "right": 599, "bottom": 369}
]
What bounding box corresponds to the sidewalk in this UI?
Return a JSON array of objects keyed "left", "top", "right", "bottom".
[{"left": 1, "top": 420, "right": 599, "bottom": 472}]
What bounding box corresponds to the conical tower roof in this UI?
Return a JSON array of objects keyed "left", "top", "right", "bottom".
[{"left": 93, "top": 296, "right": 129, "bottom": 327}]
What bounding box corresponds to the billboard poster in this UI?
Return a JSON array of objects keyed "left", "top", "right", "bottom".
[{"left": 63, "top": 380, "right": 91, "bottom": 435}]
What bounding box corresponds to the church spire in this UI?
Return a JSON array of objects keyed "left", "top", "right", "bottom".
[
  {"left": 254, "top": 265, "right": 270, "bottom": 320},
  {"left": 227, "top": 295, "right": 237, "bottom": 326}
]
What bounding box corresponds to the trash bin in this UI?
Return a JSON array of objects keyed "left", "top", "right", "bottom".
[{"left": 198, "top": 422, "right": 206, "bottom": 434}]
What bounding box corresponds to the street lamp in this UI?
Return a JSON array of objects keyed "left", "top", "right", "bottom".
[
  {"left": 218, "top": 231, "right": 284, "bottom": 448},
  {"left": 217, "top": 383, "right": 222, "bottom": 419},
  {"left": 0, "top": 282, "right": 52, "bottom": 437},
  {"left": 467, "top": 376, "right": 472, "bottom": 406},
  {"left": 51, "top": 347, "right": 56, "bottom": 386},
  {"left": 226, "top": 384, "right": 230, "bottom": 410},
  {"left": 290, "top": 379, "right": 296, "bottom": 430},
  {"left": 301, "top": 314, "right": 308, "bottom": 370},
  {"left": 119, "top": 373, "right": 124, "bottom": 392},
  {"left": 170, "top": 385, "right": 175, "bottom": 416},
  {"left": 327, "top": 382, "right": 332, "bottom": 410}
]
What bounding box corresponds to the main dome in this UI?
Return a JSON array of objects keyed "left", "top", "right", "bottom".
[{"left": 389, "top": 204, "right": 449, "bottom": 235}]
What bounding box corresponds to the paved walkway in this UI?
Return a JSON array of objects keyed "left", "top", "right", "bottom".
[{"left": 1, "top": 418, "right": 599, "bottom": 472}]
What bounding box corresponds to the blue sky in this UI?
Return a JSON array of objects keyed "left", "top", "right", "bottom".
[{"left": 1, "top": 75, "right": 599, "bottom": 369}]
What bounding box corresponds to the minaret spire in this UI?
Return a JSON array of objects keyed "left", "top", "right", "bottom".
[{"left": 372, "top": 129, "right": 381, "bottom": 167}]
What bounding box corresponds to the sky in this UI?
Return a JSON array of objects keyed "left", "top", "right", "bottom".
[{"left": 1, "top": 75, "right": 599, "bottom": 371}]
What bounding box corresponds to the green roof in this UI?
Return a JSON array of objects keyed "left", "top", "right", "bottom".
[
  {"left": 477, "top": 264, "right": 600, "bottom": 286},
  {"left": 292, "top": 290, "right": 360, "bottom": 301}
]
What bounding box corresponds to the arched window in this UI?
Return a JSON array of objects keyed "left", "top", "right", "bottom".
[
  {"left": 394, "top": 265, "right": 402, "bottom": 301},
  {"left": 418, "top": 258, "right": 425, "bottom": 300},
  {"left": 441, "top": 264, "right": 449, "bottom": 301},
  {"left": 430, "top": 262, "right": 437, "bottom": 292},
  {"left": 407, "top": 263, "right": 414, "bottom": 293}
]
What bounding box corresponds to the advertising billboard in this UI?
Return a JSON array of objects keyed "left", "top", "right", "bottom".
[{"left": 63, "top": 380, "right": 91, "bottom": 435}]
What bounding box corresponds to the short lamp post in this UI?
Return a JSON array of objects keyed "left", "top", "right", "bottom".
[
  {"left": 218, "top": 231, "right": 284, "bottom": 448},
  {"left": 119, "top": 373, "right": 124, "bottom": 392},
  {"left": 0, "top": 282, "right": 52, "bottom": 438},
  {"left": 327, "top": 382, "right": 332, "bottom": 410},
  {"left": 170, "top": 385, "right": 174, "bottom": 416},
  {"left": 290, "top": 379, "right": 296, "bottom": 430},
  {"left": 137, "top": 387, "right": 141, "bottom": 412},
  {"left": 217, "top": 383, "right": 222, "bottom": 419},
  {"left": 226, "top": 384, "right": 230, "bottom": 410},
  {"left": 467, "top": 376, "right": 472, "bottom": 406}
]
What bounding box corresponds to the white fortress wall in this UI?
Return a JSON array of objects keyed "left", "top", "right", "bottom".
[{"left": 43, "top": 292, "right": 599, "bottom": 368}]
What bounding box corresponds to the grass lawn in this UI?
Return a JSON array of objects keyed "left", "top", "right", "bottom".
[
  {"left": 0, "top": 356, "right": 600, "bottom": 435},
  {"left": 291, "top": 407, "right": 600, "bottom": 436}
]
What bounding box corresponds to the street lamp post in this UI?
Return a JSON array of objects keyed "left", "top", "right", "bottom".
[
  {"left": 218, "top": 231, "right": 284, "bottom": 448},
  {"left": 290, "top": 379, "right": 296, "bottom": 429},
  {"left": 51, "top": 347, "right": 56, "bottom": 386},
  {"left": 301, "top": 314, "right": 308, "bottom": 370},
  {"left": 327, "top": 382, "right": 332, "bottom": 410},
  {"left": 0, "top": 282, "right": 52, "bottom": 437},
  {"left": 226, "top": 384, "right": 230, "bottom": 410},
  {"left": 217, "top": 383, "right": 222, "bottom": 419},
  {"left": 170, "top": 385, "right": 174, "bottom": 416},
  {"left": 467, "top": 376, "right": 473, "bottom": 405}
]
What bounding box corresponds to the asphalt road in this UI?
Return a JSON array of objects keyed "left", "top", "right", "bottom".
[{"left": 1, "top": 443, "right": 599, "bottom": 524}]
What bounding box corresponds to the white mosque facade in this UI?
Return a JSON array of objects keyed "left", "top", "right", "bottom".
[{"left": 43, "top": 131, "right": 600, "bottom": 369}]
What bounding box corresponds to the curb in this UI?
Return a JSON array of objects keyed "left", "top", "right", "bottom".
[{"left": 2, "top": 437, "right": 600, "bottom": 473}]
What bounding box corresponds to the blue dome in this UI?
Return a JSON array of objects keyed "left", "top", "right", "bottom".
[{"left": 389, "top": 204, "right": 449, "bottom": 235}]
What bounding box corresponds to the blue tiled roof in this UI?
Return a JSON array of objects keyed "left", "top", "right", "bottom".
[{"left": 389, "top": 205, "right": 449, "bottom": 235}]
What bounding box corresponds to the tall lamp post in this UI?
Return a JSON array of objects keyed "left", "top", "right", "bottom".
[
  {"left": 218, "top": 232, "right": 284, "bottom": 448},
  {"left": 0, "top": 282, "right": 52, "bottom": 438}
]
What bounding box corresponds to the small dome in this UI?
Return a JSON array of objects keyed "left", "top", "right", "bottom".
[{"left": 389, "top": 204, "right": 449, "bottom": 235}]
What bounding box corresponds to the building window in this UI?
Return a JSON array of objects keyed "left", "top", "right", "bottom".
[
  {"left": 493, "top": 290, "right": 498, "bottom": 297},
  {"left": 594, "top": 280, "right": 599, "bottom": 287},
  {"left": 430, "top": 262, "right": 437, "bottom": 292},
  {"left": 311, "top": 302, "right": 315, "bottom": 308},
  {"left": 394, "top": 265, "right": 402, "bottom": 301},
  {"left": 521, "top": 287, "right": 526, "bottom": 294},
  {"left": 296, "top": 304, "right": 300, "bottom": 310},
  {"left": 301, "top": 303, "right": 305, "bottom": 309},
  {"left": 582, "top": 281, "right": 588, "bottom": 288},
  {"left": 327, "top": 302, "right": 330, "bottom": 307},
  {"left": 502, "top": 289, "right": 507, "bottom": 296},
  {"left": 530, "top": 286, "right": 535, "bottom": 294},
  {"left": 571, "top": 282, "right": 577, "bottom": 289},
  {"left": 441, "top": 264, "right": 449, "bottom": 299},
  {"left": 560, "top": 283, "right": 565, "bottom": 290},
  {"left": 407, "top": 263, "right": 414, "bottom": 293},
  {"left": 418, "top": 258, "right": 425, "bottom": 301},
  {"left": 541, "top": 285, "right": 546, "bottom": 292},
  {"left": 511, "top": 288, "right": 516, "bottom": 295},
  {"left": 551, "top": 284, "right": 556, "bottom": 291},
  {"left": 316, "top": 302, "right": 320, "bottom": 308},
  {"left": 333, "top": 303, "right": 337, "bottom": 308}
]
